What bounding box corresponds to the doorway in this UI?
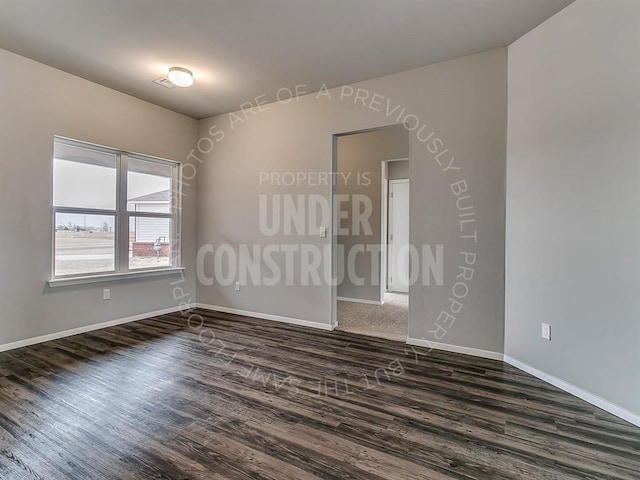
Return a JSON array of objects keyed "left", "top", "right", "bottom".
[{"left": 332, "top": 125, "right": 409, "bottom": 341}]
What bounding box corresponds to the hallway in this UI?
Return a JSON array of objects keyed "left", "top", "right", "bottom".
[{"left": 336, "top": 293, "right": 408, "bottom": 341}]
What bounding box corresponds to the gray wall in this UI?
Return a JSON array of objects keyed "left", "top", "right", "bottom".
[
  {"left": 197, "top": 48, "right": 507, "bottom": 353},
  {"left": 388, "top": 160, "right": 409, "bottom": 180},
  {"left": 506, "top": 0, "right": 640, "bottom": 416},
  {"left": 336, "top": 126, "right": 409, "bottom": 302},
  {"left": 0, "top": 48, "right": 198, "bottom": 346}
]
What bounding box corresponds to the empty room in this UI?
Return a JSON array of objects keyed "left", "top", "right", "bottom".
[{"left": 0, "top": 1, "right": 638, "bottom": 478}]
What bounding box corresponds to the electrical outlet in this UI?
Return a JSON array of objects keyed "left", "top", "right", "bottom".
[
  {"left": 541, "top": 323, "right": 551, "bottom": 341},
  {"left": 103, "top": 289, "right": 111, "bottom": 301},
  {"left": 235, "top": 282, "right": 241, "bottom": 292},
  {"left": 319, "top": 226, "right": 327, "bottom": 238}
]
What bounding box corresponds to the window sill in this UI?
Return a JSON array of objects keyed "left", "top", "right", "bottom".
[{"left": 48, "top": 267, "right": 185, "bottom": 288}]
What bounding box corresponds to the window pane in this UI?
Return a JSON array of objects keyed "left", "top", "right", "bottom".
[
  {"left": 54, "top": 213, "right": 115, "bottom": 276},
  {"left": 53, "top": 143, "right": 117, "bottom": 210},
  {"left": 128, "top": 158, "right": 173, "bottom": 214},
  {"left": 129, "top": 216, "right": 172, "bottom": 270}
]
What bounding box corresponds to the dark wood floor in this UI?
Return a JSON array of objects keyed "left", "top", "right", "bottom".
[{"left": 0, "top": 309, "right": 638, "bottom": 479}]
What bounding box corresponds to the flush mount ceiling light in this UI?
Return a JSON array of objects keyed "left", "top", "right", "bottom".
[{"left": 167, "top": 67, "right": 194, "bottom": 87}]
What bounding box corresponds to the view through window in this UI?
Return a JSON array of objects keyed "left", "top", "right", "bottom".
[{"left": 52, "top": 138, "right": 180, "bottom": 277}]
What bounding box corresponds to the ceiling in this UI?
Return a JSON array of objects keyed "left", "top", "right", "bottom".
[{"left": 0, "top": 0, "right": 573, "bottom": 119}]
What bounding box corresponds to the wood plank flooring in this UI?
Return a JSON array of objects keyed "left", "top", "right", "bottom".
[{"left": 0, "top": 308, "right": 638, "bottom": 479}]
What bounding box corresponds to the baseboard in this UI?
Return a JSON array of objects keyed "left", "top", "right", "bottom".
[
  {"left": 336, "top": 296, "right": 382, "bottom": 305},
  {"left": 5, "top": 304, "right": 636, "bottom": 428},
  {"left": 196, "top": 303, "right": 334, "bottom": 331},
  {"left": 0, "top": 305, "right": 185, "bottom": 353},
  {"left": 504, "top": 355, "right": 640, "bottom": 427},
  {"left": 406, "top": 337, "right": 504, "bottom": 361}
]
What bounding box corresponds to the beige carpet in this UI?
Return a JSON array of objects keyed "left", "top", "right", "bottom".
[{"left": 336, "top": 292, "right": 408, "bottom": 341}]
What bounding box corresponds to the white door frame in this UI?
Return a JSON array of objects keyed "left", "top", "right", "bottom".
[
  {"left": 380, "top": 158, "right": 409, "bottom": 303},
  {"left": 387, "top": 178, "right": 410, "bottom": 293}
]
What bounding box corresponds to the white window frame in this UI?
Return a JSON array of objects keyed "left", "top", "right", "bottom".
[{"left": 49, "top": 136, "right": 183, "bottom": 287}]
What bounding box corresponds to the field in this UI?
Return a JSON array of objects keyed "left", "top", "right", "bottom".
[{"left": 54, "top": 231, "right": 170, "bottom": 276}]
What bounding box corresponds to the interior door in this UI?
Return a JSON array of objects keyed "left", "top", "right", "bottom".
[{"left": 387, "top": 180, "right": 410, "bottom": 293}]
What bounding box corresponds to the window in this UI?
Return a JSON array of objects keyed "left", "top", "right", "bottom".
[{"left": 52, "top": 137, "right": 180, "bottom": 279}]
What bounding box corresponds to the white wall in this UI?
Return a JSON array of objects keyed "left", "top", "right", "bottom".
[
  {"left": 506, "top": 0, "right": 640, "bottom": 418},
  {"left": 0, "top": 48, "right": 198, "bottom": 347},
  {"left": 197, "top": 48, "right": 507, "bottom": 354}
]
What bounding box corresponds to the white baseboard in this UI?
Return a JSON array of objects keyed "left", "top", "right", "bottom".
[
  {"left": 196, "top": 303, "right": 334, "bottom": 331},
  {"left": 504, "top": 355, "right": 640, "bottom": 428},
  {"left": 6, "top": 303, "right": 635, "bottom": 428},
  {"left": 0, "top": 306, "right": 185, "bottom": 353},
  {"left": 406, "top": 337, "right": 504, "bottom": 361},
  {"left": 337, "top": 296, "right": 382, "bottom": 305}
]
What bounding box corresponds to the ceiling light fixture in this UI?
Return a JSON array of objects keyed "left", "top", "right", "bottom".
[{"left": 167, "top": 67, "right": 194, "bottom": 87}]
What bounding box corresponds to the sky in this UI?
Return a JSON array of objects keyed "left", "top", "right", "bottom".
[{"left": 54, "top": 160, "right": 170, "bottom": 229}]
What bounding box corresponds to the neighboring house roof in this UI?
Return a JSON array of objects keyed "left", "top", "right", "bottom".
[{"left": 129, "top": 189, "right": 170, "bottom": 203}]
